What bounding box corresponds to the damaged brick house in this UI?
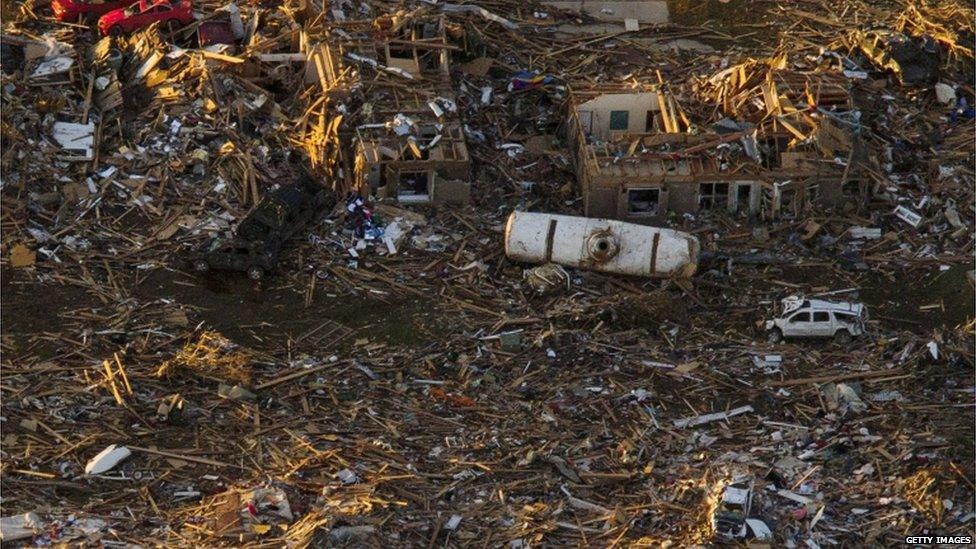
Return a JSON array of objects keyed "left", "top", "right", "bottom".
[
  {"left": 567, "top": 62, "right": 869, "bottom": 224},
  {"left": 302, "top": 11, "right": 470, "bottom": 205}
]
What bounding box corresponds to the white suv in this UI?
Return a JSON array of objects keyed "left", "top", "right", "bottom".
[{"left": 765, "top": 296, "right": 867, "bottom": 344}]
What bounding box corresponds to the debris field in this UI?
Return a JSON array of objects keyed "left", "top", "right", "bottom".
[{"left": 0, "top": 0, "right": 974, "bottom": 546}]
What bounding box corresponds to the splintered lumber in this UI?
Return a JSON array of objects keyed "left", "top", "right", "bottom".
[
  {"left": 672, "top": 405, "right": 755, "bottom": 428},
  {"left": 767, "top": 368, "right": 905, "bottom": 387}
]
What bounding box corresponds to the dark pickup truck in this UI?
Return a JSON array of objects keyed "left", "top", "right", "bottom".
[
  {"left": 236, "top": 175, "right": 330, "bottom": 243},
  {"left": 191, "top": 238, "right": 281, "bottom": 281},
  {"left": 191, "top": 174, "right": 332, "bottom": 280}
]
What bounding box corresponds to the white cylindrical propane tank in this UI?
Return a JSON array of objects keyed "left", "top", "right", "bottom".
[{"left": 504, "top": 211, "right": 699, "bottom": 278}]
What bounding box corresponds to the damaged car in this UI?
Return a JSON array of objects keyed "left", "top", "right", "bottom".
[
  {"left": 236, "top": 174, "right": 331, "bottom": 244},
  {"left": 190, "top": 238, "right": 280, "bottom": 281},
  {"left": 766, "top": 295, "right": 868, "bottom": 344},
  {"left": 191, "top": 174, "right": 332, "bottom": 280}
]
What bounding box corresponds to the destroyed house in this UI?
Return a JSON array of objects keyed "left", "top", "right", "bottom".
[
  {"left": 305, "top": 14, "right": 453, "bottom": 90},
  {"left": 541, "top": 0, "right": 670, "bottom": 34},
  {"left": 567, "top": 83, "right": 765, "bottom": 223},
  {"left": 567, "top": 70, "right": 868, "bottom": 224},
  {"left": 354, "top": 97, "right": 470, "bottom": 205},
  {"left": 303, "top": 13, "right": 470, "bottom": 204},
  {"left": 702, "top": 64, "right": 871, "bottom": 216}
]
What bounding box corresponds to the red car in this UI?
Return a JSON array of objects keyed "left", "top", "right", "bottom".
[
  {"left": 97, "top": 0, "right": 193, "bottom": 36},
  {"left": 51, "top": 0, "right": 139, "bottom": 22}
]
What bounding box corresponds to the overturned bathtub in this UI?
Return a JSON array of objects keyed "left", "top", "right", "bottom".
[{"left": 504, "top": 211, "right": 699, "bottom": 278}]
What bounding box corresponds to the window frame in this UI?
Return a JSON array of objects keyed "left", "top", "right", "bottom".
[
  {"left": 626, "top": 188, "right": 661, "bottom": 216},
  {"left": 834, "top": 312, "right": 857, "bottom": 324},
  {"left": 608, "top": 110, "right": 630, "bottom": 131},
  {"left": 806, "top": 182, "right": 820, "bottom": 203},
  {"left": 397, "top": 170, "right": 431, "bottom": 197},
  {"left": 788, "top": 312, "right": 810, "bottom": 323},
  {"left": 644, "top": 110, "right": 656, "bottom": 132},
  {"left": 699, "top": 182, "right": 730, "bottom": 209}
]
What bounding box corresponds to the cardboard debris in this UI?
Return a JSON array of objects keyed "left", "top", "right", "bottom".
[{"left": 9, "top": 244, "right": 36, "bottom": 267}]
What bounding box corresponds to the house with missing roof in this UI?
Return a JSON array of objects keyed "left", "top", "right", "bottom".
[
  {"left": 566, "top": 67, "right": 868, "bottom": 224},
  {"left": 302, "top": 11, "right": 470, "bottom": 204}
]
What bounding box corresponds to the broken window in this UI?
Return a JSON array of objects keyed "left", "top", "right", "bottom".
[
  {"left": 609, "top": 110, "right": 629, "bottom": 131},
  {"left": 388, "top": 47, "right": 414, "bottom": 62},
  {"left": 806, "top": 182, "right": 820, "bottom": 204},
  {"left": 813, "top": 312, "right": 829, "bottom": 322},
  {"left": 760, "top": 186, "right": 775, "bottom": 219},
  {"left": 789, "top": 312, "right": 810, "bottom": 323},
  {"left": 627, "top": 188, "right": 660, "bottom": 216},
  {"left": 834, "top": 312, "right": 857, "bottom": 324},
  {"left": 386, "top": 46, "right": 419, "bottom": 75},
  {"left": 418, "top": 51, "right": 437, "bottom": 71},
  {"left": 645, "top": 110, "right": 656, "bottom": 132},
  {"left": 735, "top": 183, "right": 752, "bottom": 212},
  {"left": 579, "top": 111, "right": 593, "bottom": 136},
  {"left": 699, "top": 183, "right": 729, "bottom": 209},
  {"left": 398, "top": 171, "right": 430, "bottom": 201},
  {"left": 779, "top": 187, "right": 797, "bottom": 216}
]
